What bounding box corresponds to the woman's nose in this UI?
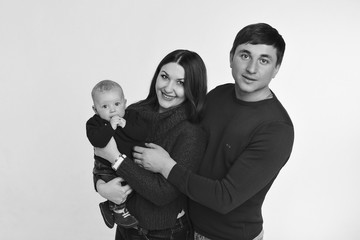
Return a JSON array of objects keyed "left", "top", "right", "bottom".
[{"left": 164, "top": 80, "right": 174, "bottom": 92}]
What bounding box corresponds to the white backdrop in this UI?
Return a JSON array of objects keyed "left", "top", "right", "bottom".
[{"left": 1, "top": 0, "right": 359, "bottom": 239}]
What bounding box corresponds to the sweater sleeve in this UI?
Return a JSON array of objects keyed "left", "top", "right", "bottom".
[
  {"left": 115, "top": 125, "right": 207, "bottom": 206},
  {"left": 168, "top": 121, "right": 294, "bottom": 214},
  {"left": 121, "top": 109, "right": 149, "bottom": 142},
  {"left": 86, "top": 116, "right": 115, "bottom": 147}
]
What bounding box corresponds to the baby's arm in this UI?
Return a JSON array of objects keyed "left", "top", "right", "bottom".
[
  {"left": 120, "top": 110, "right": 148, "bottom": 141},
  {"left": 86, "top": 116, "right": 115, "bottom": 147}
]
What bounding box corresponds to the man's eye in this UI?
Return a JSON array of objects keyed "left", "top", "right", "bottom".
[
  {"left": 240, "top": 54, "right": 249, "bottom": 60},
  {"left": 260, "top": 59, "right": 269, "bottom": 64}
]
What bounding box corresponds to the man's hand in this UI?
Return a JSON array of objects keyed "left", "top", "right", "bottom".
[{"left": 133, "top": 143, "right": 176, "bottom": 178}]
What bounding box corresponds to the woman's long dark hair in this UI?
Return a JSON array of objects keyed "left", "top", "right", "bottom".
[{"left": 135, "top": 49, "right": 207, "bottom": 123}]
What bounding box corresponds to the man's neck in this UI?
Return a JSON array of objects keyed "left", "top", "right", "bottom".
[{"left": 235, "top": 86, "right": 273, "bottom": 102}]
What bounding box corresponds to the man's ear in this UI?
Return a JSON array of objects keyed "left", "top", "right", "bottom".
[
  {"left": 272, "top": 64, "right": 281, "bottom": 79},
  {"left": 92, "top": 105, "right": 97, "bottom": 114},
  {"left": 229, "top": 53, "right": 234, "bottom": 68}
]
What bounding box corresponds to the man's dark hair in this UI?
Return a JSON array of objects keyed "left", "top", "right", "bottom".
[{"left": 230, "top": 23, "right": 286, "bottom": 66}]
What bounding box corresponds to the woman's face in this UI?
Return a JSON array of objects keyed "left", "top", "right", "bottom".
[{"left": 155, "top": 62, "right": 186, "bottom": 113}]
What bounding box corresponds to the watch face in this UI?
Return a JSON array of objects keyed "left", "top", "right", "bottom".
[{"left": 112, "top": 155, "right": 125, "bottom": 170}]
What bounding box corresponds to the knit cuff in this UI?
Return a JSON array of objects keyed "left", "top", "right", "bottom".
[{"left": 168, "top": 164, "right": 187, "bottom": 190}]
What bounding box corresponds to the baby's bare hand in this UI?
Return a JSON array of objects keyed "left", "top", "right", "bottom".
[
  {"left": 110, "top": 116, "right": 121, "bottom": 129},
  {"left": 110, "top": 116, "right": 126, "bottom": 129},
  {"left": 118, "top": 118, "right": 126, "bottom": 128}
]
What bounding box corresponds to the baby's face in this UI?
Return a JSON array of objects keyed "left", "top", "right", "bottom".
[{"left": 93, "top": 88, "right": 126, "bottom": 121}]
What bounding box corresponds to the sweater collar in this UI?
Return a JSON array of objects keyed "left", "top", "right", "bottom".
[{"left": 131, "top": 103, "right": 188, "bottom": 142}]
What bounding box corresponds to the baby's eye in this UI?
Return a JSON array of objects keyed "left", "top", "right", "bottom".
[
  {"left": 115, "top": 102, "right": 121, "bottom": 106},
  {"left": 102, "top": 105, "right": 108, "bottom": 109}
]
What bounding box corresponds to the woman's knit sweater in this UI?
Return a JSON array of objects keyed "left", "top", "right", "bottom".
[{"left": 114, "top": 103, "right": 207, "bottom": 230}]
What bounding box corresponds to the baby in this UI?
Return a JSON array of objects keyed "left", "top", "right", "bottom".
[{"left": 86, "top": 80, "right": 148, "bottom": 229}]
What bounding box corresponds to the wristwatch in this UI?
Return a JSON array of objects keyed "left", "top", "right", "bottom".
[{"left": 112, "top": 154, "right": 126, "bottom": 171}]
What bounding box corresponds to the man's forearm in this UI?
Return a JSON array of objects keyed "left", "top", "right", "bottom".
[{"left": 161, "top": 158, "right": 177, "bottom": 179}]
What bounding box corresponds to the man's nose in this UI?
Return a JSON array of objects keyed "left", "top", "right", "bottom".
[{"left": 246, "top": 59, "right": 257, "bottom": 74}]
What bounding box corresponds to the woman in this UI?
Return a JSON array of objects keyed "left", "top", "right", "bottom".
[{"left": 94, "top": 49, "right": 208, "bottom": 240}]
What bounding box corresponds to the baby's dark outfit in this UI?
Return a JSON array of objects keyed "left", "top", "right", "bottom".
[{"left": 86, "top": 109, "right": 148, "bottom": 228}]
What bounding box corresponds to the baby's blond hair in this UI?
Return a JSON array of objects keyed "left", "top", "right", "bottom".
[{"left": 91, "top": 80, "right": 124, "bottom": 100}]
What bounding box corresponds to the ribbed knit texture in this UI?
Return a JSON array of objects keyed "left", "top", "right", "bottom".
[{"left": 115, "top": 103, "right": 207, "bottom": 230}]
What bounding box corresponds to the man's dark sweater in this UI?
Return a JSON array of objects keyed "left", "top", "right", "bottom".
[{"left": 168, "top": 84, "right": 294, "bottom": 240}]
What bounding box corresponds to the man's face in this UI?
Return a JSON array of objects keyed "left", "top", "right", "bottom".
[
  {"left": 230, "top": 43, "right": 280, "bottom": 101},
  {"left": 92, "top": 88, "right": 126, "bottom": 121}
]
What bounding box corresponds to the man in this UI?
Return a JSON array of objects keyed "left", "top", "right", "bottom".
[{"left": 135, "top": 23, "right": 294, "bottom": 240}]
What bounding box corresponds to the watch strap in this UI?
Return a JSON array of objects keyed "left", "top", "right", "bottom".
[{"left": 112, "top": 154, "right": 126, "bottom": 171}]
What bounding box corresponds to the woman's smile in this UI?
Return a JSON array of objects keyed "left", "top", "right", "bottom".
[{"left": 161, "top": 91, "right": 176, "bottom": 100}]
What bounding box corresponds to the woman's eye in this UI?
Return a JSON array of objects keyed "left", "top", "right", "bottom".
[
  {"left": 160, "top": 74, "right": 168, "bottom": 79},
  {"left": 177, "top": 80, "right": 184, "bottom": 85}
]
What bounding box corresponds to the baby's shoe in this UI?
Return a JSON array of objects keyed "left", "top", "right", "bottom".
[
  {"left": 99, "top": 201, "right": 115, "bottom": 228},
  {"left": 114, "top": 207, "right": 138, "bottom": 228}
]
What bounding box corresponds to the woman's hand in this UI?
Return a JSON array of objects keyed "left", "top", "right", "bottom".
[
  {"left": 94, "top": 137, "right": 120, "bottom": 164},
  {"left": 133, "top": 143, "right": 176, "bottom": 178},
  {"left": 96, "top": 178, "right": 132, "bottom": 205}
]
